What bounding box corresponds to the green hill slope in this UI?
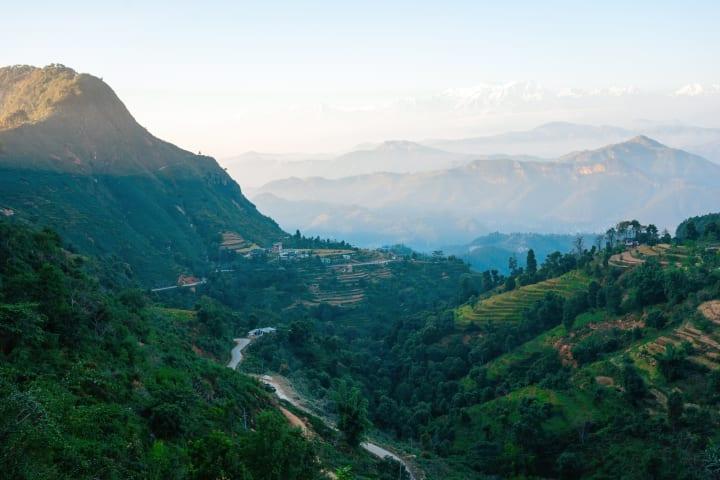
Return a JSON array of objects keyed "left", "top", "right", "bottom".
[
  {"left": 0, "top": 64, "right": 282, "bottom": 283},
  {"left": 0, "top": 221, "right": 320, "bottom": 479},
  {"left": 245, "top": 220, "right": 720, "bottom": 478},
  {"left": 457, "top": 271, "right": 591, "bottom": 325}
]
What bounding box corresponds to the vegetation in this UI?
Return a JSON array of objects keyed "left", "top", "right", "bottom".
[
  {"left": 0, "top": 221, "right": 318, "bottom": 479},
  {"left": 3, "top": 204, "right": 720, "bottom": 479},
  {"left": 238, "top": 214, "right": 720, "bottom": 479},
  {"left": 0, "top": 65, "right": 283, "bottom": 284}
]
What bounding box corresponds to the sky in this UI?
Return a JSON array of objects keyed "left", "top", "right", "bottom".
[{"left": 2, "top": 0, "right": 720, "bottom": 156}]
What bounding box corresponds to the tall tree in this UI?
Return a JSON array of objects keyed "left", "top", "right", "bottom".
[
  {"left": 508, "top": 256, "right": 518, "bottom": 275},
  {"left": 667, "top": 391, "right": 683, "bottom": 428},
  {"left": 605, "top": 227, "right": 617, "bottom": 249},
  {"left": 574, "top": 235, "right": 585, "bottom": 256},
  {"left": 526, "top": 249, "right": 537, "bottom": 276},
  {"left": 334, "top": 379, "right": 369, "bottom": 447},
  {"left": 646, "top": 224, "right": 659, "bottom": 245}
]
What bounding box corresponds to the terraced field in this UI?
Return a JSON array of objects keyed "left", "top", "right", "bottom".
[
  {"left": 608, "top": 243, "right": 689, "bottom": 268},
  {"left": 638, "top": 301, "right": 720, "bottom": 372},
  {"left": 220, "top": 231, "right": 260, "bottom": 253},
  {"left": 297, "top": 263, "right": 394, "bottom": 308},
  {"left": 456, "top": 271, "right": 591, "bottom": 326}
]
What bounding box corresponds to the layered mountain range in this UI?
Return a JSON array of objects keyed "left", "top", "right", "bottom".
[
  {"left": 0, "top": 64, "right": 281, "bottom": 282},
  {"left": 253, "top": 136, "right": 720, "bottom": 247},
  {"left": 427, "top": 121, "right": 720, "bottom": 160},
  {"left": 227, "top": 121, "right": 720, "bottom": 191}
]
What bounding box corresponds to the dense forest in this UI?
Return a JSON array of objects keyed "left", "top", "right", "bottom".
[
  {"left": 3, "top": 212, "right": 720, "bottom": 479},
  {"left": 0, "top": 220, "right": 321, "bottom": 479},
  {"left": 238, "top": 216, "right": 720, "bottom": 479}
]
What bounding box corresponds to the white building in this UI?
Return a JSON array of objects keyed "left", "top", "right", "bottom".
[{"left": 248, "top": 327, "right": 277, "bottom": 337}]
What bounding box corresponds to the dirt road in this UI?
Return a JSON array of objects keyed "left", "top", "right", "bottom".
[{"left": 227, "top": 339, "right": 419, "bottom": 478}]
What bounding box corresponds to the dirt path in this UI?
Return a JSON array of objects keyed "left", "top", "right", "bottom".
[
  {"left": 229, "top": 342, "right": 420, "bottom": 479},
  {"left": 278, "top": 405, "right": 313, "bottom": 437},
  {"left": 255, "top": 374, "right": 419, "bottom": 480}
]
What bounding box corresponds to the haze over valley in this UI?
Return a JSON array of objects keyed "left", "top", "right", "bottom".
[
  {"left": 2, "top": 2, "right": 720, "bottom": 479},
  {"left": 248, "top": 134, "right": 720, "bottom": 251}
]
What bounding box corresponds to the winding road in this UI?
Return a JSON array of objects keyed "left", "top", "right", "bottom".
[
  {"left": 227, "top": 336, "right": 418, "bottom": 479},
  {"left": 227, "top": 338, "right": 251, "bottom": 370}
]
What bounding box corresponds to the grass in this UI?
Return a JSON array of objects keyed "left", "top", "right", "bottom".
[
  {"left": 454, "top": 385, "right": 603, "bottom": 451},
  {"left": 152, "top": 306, "right": 196, "bottom": 322},
  {"left": 484, "top": 325, "right": 566, "bottom": 380},
  {"left": 456, "top": 271, "right": 591, "bottom": 326}
]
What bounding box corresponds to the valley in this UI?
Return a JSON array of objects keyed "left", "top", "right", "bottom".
[
  {"left": 2, "top": 59, "right": 720, "bottom": 480},
  {"left": 226, "top": 332, "right": 418, "bottom": 479},
  {"left": 251, "top": 136, "right": 720, "bottom": 252}
]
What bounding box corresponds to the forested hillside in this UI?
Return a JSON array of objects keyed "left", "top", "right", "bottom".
[
  {"left": 0, "top": 219, "right": 456, "bottom": 479},
  {"left": 0, "top": 65, "right": 282, "bottom": 283},
  {"left": 240, "top": 215, "right": 720, "bottom": 479},
  {"left": 0, "top": 220, "right": 319, "bottom": 479}
]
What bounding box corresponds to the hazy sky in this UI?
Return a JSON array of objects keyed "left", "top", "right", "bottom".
[{"left": 3, "top": 1, "right": 720, "bottom": 155}]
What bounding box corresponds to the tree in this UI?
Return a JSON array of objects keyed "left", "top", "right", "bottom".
[
  {"left": 557, "top": 451, "right": 582, "bottom": 479},
  {"left": 563, "top": 292, "right": 588, "bottom": 331},
  {"left": 658, "top": 343, "right": 691, "bottom": 381},
  {"left": 622, "top": 360, "right": 647, "bottom": 405},
  {"left": 632, "top": 260, "right": 666, "bottom": 307},
  {"left": 704, "top": 221, "right": 720, "bottom": 241},
  {"left": 240, "top": 411, "right": 319, "bottom": 479},
  {"left": 587, "top": 281, "right": 601, "bottom": 309},
  {"left": 334, "top": 379, "right": 369, "bottom": 447},
  {"left": 660, "top": 229, "right": 672, "bottom": 243},
  {"left": 667, "top": 391, "right": 683, "bottom": 428},
  {"left": 526, "top": 249, "right": 537, "bottom": 276},
  {"left": 574, "top": 235, "right": 585, "bottom": 256},
  {"left": 195, "top": 296, "right": 228, "bottom": 337},
  {"left": 189, "top": 431, "right": 252, "bottom": 480},
  {"left": 289, "top": 319, "right": 312, "bottom": 346},
  {"left": 508, "top": 256, "right": 518, "bottom": 275},
  {"left": 646, "top": 224, "right": 659, "bottom": 245},
  {"left": 605, "top": 228, "right": 617, "bottom": 250},
  {"left": 604, "top": 281, "right": 622, "bottom": 314},
  {"left": 617, "top": 221, "right": 630, "bottom": 242},
  {"left": 645, "top": 309, "right": 667, "bottom": 329},
  {"left": 686, "top": 220, "right": 699, "bottom": 240},
  {"left": 629, "top": 220, "right": 642, "bottom": 241},
  {"left": 702, "top": 442, "right": 720, "bottom": 479}
]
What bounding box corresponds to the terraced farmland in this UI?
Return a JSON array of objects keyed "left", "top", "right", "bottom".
[
  {"left": 220, "top": 231, "right": 260, "bottom": 253},
  {"left": 297, "top": 263, "right": 394, "bottom": 308},
  {"left": 638, "top": 301, "right": 720, "bottom": 372},
  {"left": 608, "top": 243, "right": 689, "bottom": 268},
  {"left": 456, "top": 271, "right": 591, "bottom": 326}
]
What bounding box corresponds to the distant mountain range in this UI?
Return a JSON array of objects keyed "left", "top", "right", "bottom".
[
  {"left": 225, "top": 121, "right": 720, "bottom": 190},
  {"left": 0, "top": 64, "right": 282, "bottom": 282},
  {"left": 253, "top": 136, "right": 720, "bottom": 248},
  {"left": 226, "top": 140, "right": 480, "bottom": 189},
  {"left": 427, "top": 121, "right": 720, "bottom": 161}
]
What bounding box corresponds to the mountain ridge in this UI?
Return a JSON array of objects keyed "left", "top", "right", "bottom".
[
  {"left": 0, "top": 64, "right": 283, "bottom": 282},
  {"left": 253, "top": 137, "right": 720, "bottom": 247}
]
